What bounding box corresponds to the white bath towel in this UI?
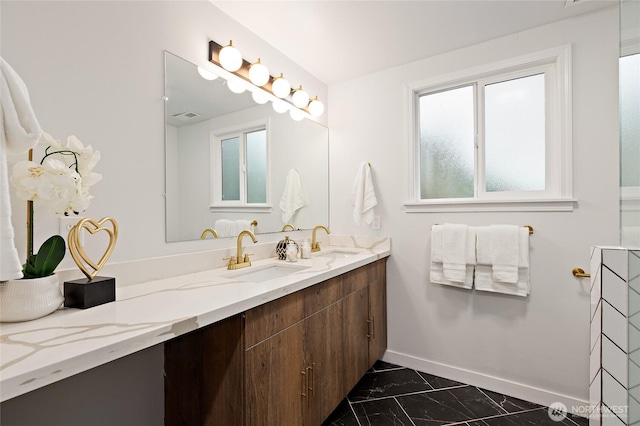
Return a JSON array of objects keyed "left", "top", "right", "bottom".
[
  {"left": 442, "top": 223, "right": 469, "bottom": 282},
  {"left": 490, "top": 225, "right": 520, "bottom": 283},
  {"left": 233, "top": 219, "right": 252, "bottom": 235},
  {"left": 350, "top": 162, "right": 377, "bottom": 225},
  {"left": 475, "top": 226, "right": 530, "bottom": 297},
  {"left": 430, "top": 224, "right": 476, "bottom": 289},
  {"left": 214, "top": 219, "right": 235, "bottom": 238},
  {"left": 0, "top": 57, "right": 42, "bottom": 281},
  {"left": 279, "top": 169, "right": 306, "bottom": 223}
]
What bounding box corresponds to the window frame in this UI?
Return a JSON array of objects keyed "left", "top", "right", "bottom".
[
  {"left": 404, "top": 45, "right": 575, "bottom": 213},
  {"left": 210, "top": 119, "right": 272, "bottom": 213}
]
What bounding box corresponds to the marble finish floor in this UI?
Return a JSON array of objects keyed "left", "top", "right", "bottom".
[{"left": 323, "top": 361, "right": 588, "bottom": 426}]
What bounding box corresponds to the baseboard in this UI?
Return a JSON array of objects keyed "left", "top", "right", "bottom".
[{"left": 382, "top": 349, "right": 589, "bottom": 418}]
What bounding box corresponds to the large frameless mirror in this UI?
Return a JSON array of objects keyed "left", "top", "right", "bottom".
[{"left": 164, "top": 52, "right": 329, "bottom": 242}]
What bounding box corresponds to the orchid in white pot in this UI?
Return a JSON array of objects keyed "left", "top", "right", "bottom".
[{"left": 0, "top": 133, "right": 101, "bottom": 322}]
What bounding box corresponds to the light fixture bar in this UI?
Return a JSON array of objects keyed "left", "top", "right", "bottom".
[{"left": 208, "top": 40, "right": 318, "bottom": 117}]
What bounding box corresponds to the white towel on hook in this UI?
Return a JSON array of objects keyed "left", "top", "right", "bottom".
[
  {"left": 350, "top": 161, "right": 377, "bottom": 225},
  {"left": 0, "top": 57, "right": 42, "bottom": 280},
  {"left": 279, "top": 169, "right": 306, "bottom": 223},
  {"left": 214, "top": 219, "right": 235, "bottom": 238}
]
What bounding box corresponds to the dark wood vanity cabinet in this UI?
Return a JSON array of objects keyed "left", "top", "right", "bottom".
[{"left": 165, "top": 258, "right": 387, "bottom": 426}]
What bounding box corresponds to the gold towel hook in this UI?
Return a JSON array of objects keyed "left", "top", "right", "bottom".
[{"left": 572, "top": 268, "right": 591, "bottom": 278}]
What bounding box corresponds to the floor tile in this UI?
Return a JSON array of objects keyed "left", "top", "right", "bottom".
[
  {"left": 348, "top": 368, "right": 430, "bottom": 402},
  {"left": 322, "top": 399, "right": 360, "bottom": 426},
  {"left": 372, "top": 360, "right": 404, "bottom": 372},
  {"left": 352, "top": 398, "right": 413, "bottom": 426},
  {"left": 477, "top": 388, "right": 541, "bottom": 413},
  {"left": 417, "top": 371, "right": 466, "bottom": 390},
  {"left": 396, "top": 386, "right": 505, "bottom": 425},
  {"left": 465, "top": 408, "right": 586, "bottom": 425}
]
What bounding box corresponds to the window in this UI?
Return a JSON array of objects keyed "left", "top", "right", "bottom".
[
  {"left": 406, "top": 46, "right": 574, "bottom": 212},
  {"left": 211, "top": 122, "right": 270, "bottom": 212}
]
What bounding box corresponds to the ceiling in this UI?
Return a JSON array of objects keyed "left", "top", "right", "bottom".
[{"left": 211, "top": 0, "right": 617, "bottom": 85}]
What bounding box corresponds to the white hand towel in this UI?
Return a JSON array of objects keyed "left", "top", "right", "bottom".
[
  {"left": 490, "top": 225, "right": 520, "bottom": 284},
  {"left": 0, "top": 57, "right": 42, "bottom": 281},
  {"left": 475, "top": 225, "right": 530, "bottom": 297},
  {"left": 430, "top": 224, "right": 474, "bottom": 289},
  {"left": 350, "top": 162, "right": 377, "bottom": 225},
  {"left": 442, "top": 223, "right": 468, "bottom": 282},
  {"left": 279, "top": 169, "right": 306, "bottom": 223},
  {"left": 214, "top": 219, "right": 235, "bottom": 238},
  {"left": 234, "top": 219, "right": 252, "bottom": 235}
]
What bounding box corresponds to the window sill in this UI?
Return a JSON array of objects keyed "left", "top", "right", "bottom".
[
  {"left": 209, "top": 204, "right": 272, "bottom": 213},
  {"left": 403, "top": 198, "right": 577, "bottom": 213}
]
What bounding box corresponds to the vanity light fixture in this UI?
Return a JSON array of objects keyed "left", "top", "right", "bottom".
[
  {"left": 308, "top": 96, "right": 325, "bottom": 117},
  {"left": 272, "top": 99, "right": 289, "bottom": 113},
  {"left": 251, "top": 91, "right": 269, "bottom": 104},
  {"left": 291, "top": 85, "right": 310, "bottom": 108},
  {"left": 271, "top": 73, "right": 291, "bottom": 99},
  {"left": 289, "top": 109, "right": 305, "bottom": 121},
  {"left": 197, "top": 66, "right": 218, "bottom": 81},
  {"left": 219, "top": 40, "right": 243, "bottom": 72},
  {"left": 208, "top": 39, "right": 324, "bottom": 119},
  {"left": 248, "top": 58, "right": 270, "bottom": 86},
  {"left": 226, "top": 79, "right": 246, "bottom": 94}
]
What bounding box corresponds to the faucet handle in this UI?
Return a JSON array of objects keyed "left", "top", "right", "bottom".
[
  {"left": 223, "top": 256, "right": 237, "bottom": 265},
  {"left": 243, "top": 253, "right": 254, "bottom": 263}
]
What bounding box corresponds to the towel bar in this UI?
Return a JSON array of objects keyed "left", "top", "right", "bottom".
[
  {"left": 434, "top": 224, "right": 534, "bottom": 235},
  {"left": 572, "top": 268, "right": 591, "bottom": 278}
]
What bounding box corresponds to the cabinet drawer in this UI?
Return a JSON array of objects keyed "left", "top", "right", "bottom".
[
  {"left": 244, "top": 290, "right": 304, "bottom": 348},
  {"left": 303, "top": 275, "right": 342, "bottom": 317}
]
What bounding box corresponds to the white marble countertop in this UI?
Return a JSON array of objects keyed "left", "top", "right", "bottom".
[{"left": 0, "top": 236, "right": 390, "bottom": 402}]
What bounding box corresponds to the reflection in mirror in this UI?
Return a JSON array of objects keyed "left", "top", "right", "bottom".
[
  {"left": 164, "top": 52, "right": 329, "bottom": 242},
  {"left": 620, "top": 0, "right": 640, "bottom": 248}
]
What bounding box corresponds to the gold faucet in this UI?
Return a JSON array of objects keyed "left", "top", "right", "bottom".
[
  {"left": 226, "top": 230, "right": 258, "bottom": 270},
  {"left": 281, "top": 223, "right": 296, "bottom": 231},
  {"left": 311, "top": 225, "right": 330, "bottom": 252},
  {"left": 200, "top": 228, "right": 219, "bottom": 239}
]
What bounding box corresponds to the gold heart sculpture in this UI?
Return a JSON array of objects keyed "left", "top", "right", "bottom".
[{"left": 68, "top": 217, "right": 119, "bottom": 281}]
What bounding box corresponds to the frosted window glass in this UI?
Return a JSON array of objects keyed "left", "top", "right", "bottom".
[
  {"left": 620, "top": 54, "right": 640, "bottom": 187},
  {"left": 485, "top": 74, "right": 545, "bottom": 192},
  {"left": 419, "top": 86, "right": 475, "bottom": 199},
  {"left": 246, "top": 129, "right": 267, "bottom": 203},
  {"left": 221, "top": 136, "right": 240, "bottom": 201}
]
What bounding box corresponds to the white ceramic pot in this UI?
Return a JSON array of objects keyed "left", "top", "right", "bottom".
[{"left": 0, "top": 274, "right": 64, "bottom": 322}]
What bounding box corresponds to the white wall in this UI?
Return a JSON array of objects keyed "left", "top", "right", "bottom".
[{"left": 328, "top": 8, "right": 619, "bottom": 407}]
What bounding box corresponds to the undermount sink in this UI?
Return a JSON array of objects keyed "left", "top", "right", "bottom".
[
  {"left": 313, "top": 249, "right": 360, "bottom": 260},
  {"left": 224, "top": 263, "right": 309, "bottom": 282}
]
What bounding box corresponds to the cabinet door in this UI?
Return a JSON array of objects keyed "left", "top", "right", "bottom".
[
  {"left": 304, "top": 302, "right": 345, "bottom": 425},
  {"left": 245, "top": 321, "right": 306, "bottom": 426},
  {"left": 368, "top": 277, "right": 387, "bottom": 366},
  {"left": 342, "top": 288, "right": 370, "bottom": 393}
]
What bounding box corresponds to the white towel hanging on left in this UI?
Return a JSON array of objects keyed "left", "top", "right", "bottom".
[
  {"left": 350, "top": 162, "right": 377, "bottom": 225},
  {"left": 279, "top": 169, "right": 306, "bottom": 223}
]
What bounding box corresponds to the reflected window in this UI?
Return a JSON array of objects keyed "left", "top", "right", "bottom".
[{"left": 214, "top": 125, "right": 268, "bottom": 207}]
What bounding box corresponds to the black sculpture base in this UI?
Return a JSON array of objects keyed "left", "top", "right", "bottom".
[{"left": 64, "top": 276, "right": 116, "bottom": 309}]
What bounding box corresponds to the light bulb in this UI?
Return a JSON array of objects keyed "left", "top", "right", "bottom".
[
  {"left": 308, "top": 97, "right": 325, "bottom": 117},
  {"left": 227, "top": 79, "right": 246, "bottom": 94},
  {"left": 291, "top": 86, "right": 310, "bottom": 108},
  {"left": 197, "top": 66, "right": 218, "bottom": 81},
  {"left": 219, "top": 40, "right": 243, "bottom": 72},
  {"left": 252, "top": 91, "right": 269, "bottom": 104},
  {"left": 290, "top": 109, "right": 304, "bottom": 121},
  {"left": 271, "top": 74, "right": 291, "bottom": 98},
  {"left": 249, "top": 59, "right": 270, "bottom": 86},
  {"left": 272, "top": 100, "right": 289, "bottom": 113}
]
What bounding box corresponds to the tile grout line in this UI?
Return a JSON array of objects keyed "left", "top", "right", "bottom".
[
  {"left": 347, "top": 399, "right": 363, "bottom": 426},
  {"left": 349, "top": 384, "right": 469, "bottom": 404},
  {"left": 475, "top": 386, "right": 510, "bottom": 415},
  {"left": 393, "top": 396, "right": 418, "bottom": 426}
]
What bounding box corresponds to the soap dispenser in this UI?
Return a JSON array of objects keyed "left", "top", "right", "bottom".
[
  {"left": 300, "top": 239, "right": 311, "bottom": 259},
  {"left": 286, "top": 238, "right": 298, "bottom": 262}
]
